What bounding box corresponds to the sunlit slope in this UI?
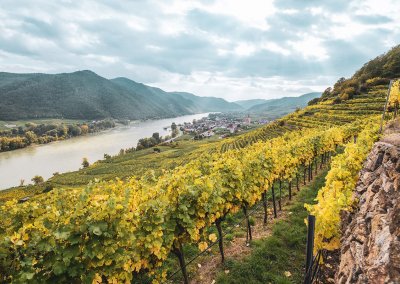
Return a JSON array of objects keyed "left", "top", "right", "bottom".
[{"left": 217, "top": 85, "right": 386, "bottom": 152}]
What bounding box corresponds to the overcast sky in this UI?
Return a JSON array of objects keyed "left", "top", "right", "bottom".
[{"left": 1, "top": 0, "right": 399, "bottom": 101}]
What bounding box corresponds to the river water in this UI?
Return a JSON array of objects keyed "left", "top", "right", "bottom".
[{"left": 0, "top": 113, "right": 209, "bottom": 190}]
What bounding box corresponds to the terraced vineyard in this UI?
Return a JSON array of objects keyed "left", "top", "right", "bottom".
[{"left": 217, "top": 85, "right": 386, "bottom": 152}]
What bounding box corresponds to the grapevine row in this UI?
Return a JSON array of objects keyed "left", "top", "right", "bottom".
[
  {"left": 305, "top": 80, "right": 396, "bottom": 254},
  {"left": 305, "top": 121, "right": 381, "bottom": 252}
]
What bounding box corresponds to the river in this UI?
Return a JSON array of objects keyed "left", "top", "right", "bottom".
[{"left": 0, "top": 113, "right": 209, "bottom": 190}]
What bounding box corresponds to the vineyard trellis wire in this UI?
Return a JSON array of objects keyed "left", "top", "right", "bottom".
[{"left": 163, "top": 157, "right": 333, "bottom": 284}]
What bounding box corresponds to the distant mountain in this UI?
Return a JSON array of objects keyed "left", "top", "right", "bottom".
[
  {"left": 0, "top": 71, "right": 242, "bottom": 120},
  {"left": 111, "top": 78, "right": 242, "bottom": 114},
  {"left": 234, "top": 99, "right": 267, "bottom": 110},
  {"left": 170, "top": 92, "right": 243, "bottom": 112},
  {"left": 247, "top": 92, "right": 321, "bottom": 117}
]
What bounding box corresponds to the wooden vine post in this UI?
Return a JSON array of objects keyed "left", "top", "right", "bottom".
[
  {"left": 278, "top": 179, "right": 282, "bottom": 211},
  {"left": 172, "top": 242, "right": 189, "bottom": 284},
  {"left": 271, "top": 184, "right": 278, "bottom": 218},
  {"left": 215, "top": 218, "right": 225, "bottom": 263},
  {"left": 262, "top": 191, "right": 268, "bottom": 224},
  {"left": 314, "top": 158, "right": 318, "bottom": 175},
  {"left": 242, "top": 206, "right": 252, "bottom": 243}
]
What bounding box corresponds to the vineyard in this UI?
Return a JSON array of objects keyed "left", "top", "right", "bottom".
[
  {"left": 0, "top": 72, "right": 399, "bottom": 282},
  {"left": 217, "top": 85, "right": 386, "bottom": 152},
  {"left": 0, "top": 116, "right": 380, "bottom": 283}
]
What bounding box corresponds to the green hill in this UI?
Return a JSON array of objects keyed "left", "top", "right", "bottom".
[
  {"left": 247, "top": 92, "right": 321, "bottom": 116},
  {"left": 111, "top": 78, "right": 242, "bottom": 113},
  {"left": 0, "top": 71, "right": 242, "bottom": 120},
  {"left": 311, "top": 44, "right": 400, "bottom": 104},
  {"left": 233, "top": 99, "right": 267, "bottom": 109}
]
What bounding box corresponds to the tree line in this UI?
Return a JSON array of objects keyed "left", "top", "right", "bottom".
[{"left": 0, "top": 120, "right": 115, "bottom": 152}]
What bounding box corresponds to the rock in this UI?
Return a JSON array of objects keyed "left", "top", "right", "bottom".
[{"left": 335, "top": 141, "right": 400, "bottom": 284}]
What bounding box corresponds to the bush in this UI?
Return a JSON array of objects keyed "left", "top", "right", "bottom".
[
  {"left": 82, "top": 157, "right": 90, "bottom": 168},
  {"left": 339, "top": 93, "right": 350, "bottom": 101},
  {"left": 308, "top": 98, "right": 320, "bottom": 105},
  {"left": 333, "top": 97, "right": 342, "bottom": 104},
  {"left": 365, "top": 77, "right": 390, "bottom": 87},
  {"left": 42, "top": 184, "right": 54, "bottom": 193},
  {"left": 31, "top": 175, "right": 44, "bottom": 185}
]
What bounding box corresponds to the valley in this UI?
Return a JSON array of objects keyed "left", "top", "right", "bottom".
[{"left": 0, "top": 1, "right": 399, "bottom": 282}]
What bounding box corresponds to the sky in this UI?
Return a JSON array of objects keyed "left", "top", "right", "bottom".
[{"left": 0, "top": 0, "right": 399, "bottom": 101}]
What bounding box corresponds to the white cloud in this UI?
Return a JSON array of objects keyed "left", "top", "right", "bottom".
[
  {"left": 234, "top": 42, "right": 256, "bottom": 57},
  {"left": 198, "top": 0, "right": 275, "bottom": 30},
  {"left": 0, "top": 0, "right": 399, "bottom": 101},
  {"left": 288, "top": 36, "right": 329, "bottom": 61},
  {"left": 83, "top": 54, "right": 119, "bottom": 64},
  {"left": 261, "top": 42, "right": 291, "bottom": 56},
  {"left": 127, "top": 16, "right": 149, "bottom": 32}
]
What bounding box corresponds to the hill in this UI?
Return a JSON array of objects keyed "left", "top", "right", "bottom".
[
  {"left": 233, "top": 99, "right": 267, "bottom": 109},
  {"left": 0, "top": 71, "right": 242, "bottom": 120},
  {"left": 311, "top": 44, "right": 400, "bottom": 105},
  {"left": 247, "top": 92, "right": 321, "bottom": 116},
  {"left": 111, "top": 77, "right": 242, "bottom": 113}
]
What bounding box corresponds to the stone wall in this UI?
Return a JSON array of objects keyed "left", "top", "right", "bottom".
[{"left": 335, "top": 134, "right": 400, "bottom": 284}]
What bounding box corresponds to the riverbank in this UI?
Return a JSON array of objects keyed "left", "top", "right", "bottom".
[
  {"left": 0, "top": 119, "right": 116, "bottom": 152},
  {"left": 0, "top": 113, "right": 210, "bottom": 190}
]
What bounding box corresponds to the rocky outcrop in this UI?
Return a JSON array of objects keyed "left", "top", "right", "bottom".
[{"left": 335, "top": 133, "right": 400, "bottom": 284}]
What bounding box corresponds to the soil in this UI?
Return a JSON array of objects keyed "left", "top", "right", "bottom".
[{"left": 191, "top": 182, "right": 310, "bottom": 284}]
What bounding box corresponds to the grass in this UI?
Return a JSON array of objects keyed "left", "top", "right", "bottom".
[{"left": 216, "top": 170, "right": 327, "bottom": 284}]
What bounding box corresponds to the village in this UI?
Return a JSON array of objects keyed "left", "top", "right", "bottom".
[{"left": 179, "top": 113, "right": 268, "bottom": 139}]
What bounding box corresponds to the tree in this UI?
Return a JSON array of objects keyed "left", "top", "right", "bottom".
[
  {"left": 80, "top": 125, "right": 89, "bottom": 134},
  {"left": 171, "top": 122, "right": 179, "bottom": 138},
  {"left": 321, "top": 87, "right": 332, "bottom": 99},
  {"left": 69, "top": 125, "right": 82, "bottom": 136},
  {"left": 82, "top": 157, "right": 90, "bottom": 168},
  {"left": 25, "top": 131, "right": 38, "bottom": 144},
  {"left": 31, "top": 175, "right": 44, "bottom": 185},
  {"left": 152, "top": 132, "right": 160, "bottom": 142},
  {"left": 57, "top": 125, "right": 68, "bottom": 137}
]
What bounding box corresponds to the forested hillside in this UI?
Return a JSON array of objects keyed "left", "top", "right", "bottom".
[
  {"left": 247, "top": 92, "right": 320, "bottom": 115},
  {"left": 0, "top": 71, "right": 242, "bottom": 120},
  {"left": 234, "top": 92, "right": 321, "bottom": 117}
]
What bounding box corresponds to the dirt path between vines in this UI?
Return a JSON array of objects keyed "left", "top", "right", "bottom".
[{"left": 190, "top": 174, "right": 322, "bottom": 284}]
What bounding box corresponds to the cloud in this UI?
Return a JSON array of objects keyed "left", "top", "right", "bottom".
[{"left": 0, "top": 0, "right": 399, "bottom": 100}]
